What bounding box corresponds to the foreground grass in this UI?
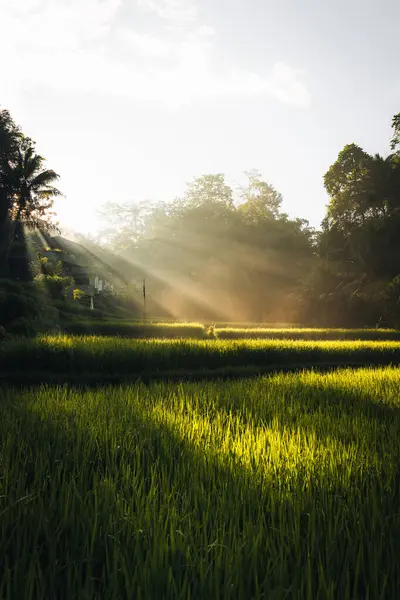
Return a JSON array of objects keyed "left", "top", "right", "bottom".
[
  {"left": 1, "top": 367, "right": 400, "bottom": 598},
  {"left": 2, "top": 335, "right": 400, "bottom": 381}
]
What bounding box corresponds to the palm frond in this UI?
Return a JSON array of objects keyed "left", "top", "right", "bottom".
[{"left": 29, "top": 169, "right": 60, "bottom": 189}]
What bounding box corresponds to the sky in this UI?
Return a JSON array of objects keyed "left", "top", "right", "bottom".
[{"left": 1, "top": 0, "right": 399, "bottom": 234}]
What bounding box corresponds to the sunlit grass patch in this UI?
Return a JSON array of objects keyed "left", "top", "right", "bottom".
[
  {"left": 216, "top": 326, "right": 400, "bottom": 341},
  {"left": 2, "top": 336, "right": 400, "bottom": 381}
]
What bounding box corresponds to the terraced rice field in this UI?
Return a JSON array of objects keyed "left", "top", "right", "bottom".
[{"left": 2, "top": 328, "right": 400, "bottom": 598}]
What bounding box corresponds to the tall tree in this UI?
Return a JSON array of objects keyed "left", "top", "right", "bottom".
[
  {"left": 306, "top": 112, "right": 400, "bottom": 327},
  {"left": 97, "top": 200, "right": 152, "bottom": 251},
  {"left": 0, "top": 110, "right": 61, "bottom": 276},
  {"left": 323, "top": 143, "right": 375, "bottom": 229},
  {"left": 391, "top": 113, "right": 400, "bottom": 153},
  {"left": 7, "top": 139, "right": 61, "bottom": 229},
  {"left": 184, "top": 174, "right": 234, "bottom": 209},
  {"left": 0, "top": 110, "right": 21, "bottom": 274},
  {"left": 239, "top": 169, "right": 282, "bottom": 222}
]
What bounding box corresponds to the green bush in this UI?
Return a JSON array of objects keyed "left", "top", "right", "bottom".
[
  {"left": 34, "top": 274, "right": 74, "bottom": 300},
  {"left": 7, "top": 317, "right": 38, "bottom": 337},
  {"left": 53, "top": 300, "right": 105, "bottom": 320},
  {"left": 0, "top": 279, "right": 59, "bottom": 336}
]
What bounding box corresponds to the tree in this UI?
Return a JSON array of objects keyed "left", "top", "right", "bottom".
[
  {"left": 184, "top": 174, "right": 234, "bottom": 209},
  {"left": 323, "top": 144, "right": 375, "bottom": 229},
  {"left": 0, "top": 109, "right": 21, "bottom": 192},
  {"left": 97, "top": 172, "right": 314, "bottom": 323},
  {"left": 310, "top": 112, "right": 400, "bottom": 327},
  {"left": 7, "top": 139, "right": 61, "bottom": 229},
  {"left": 97, "top": 200, "right": 153, "bottom": 251},
  {"left": 0, "top": 109, "right": 21, "bottom": 275},
  {"left": 391, "top": 113, "right": 400, "bottom": 153},
  {"left": 238, "top": 169, "right": 282, "bottom": 222},
  {"left": 0, "top": 111, "right": 61, "bottom": 276}
]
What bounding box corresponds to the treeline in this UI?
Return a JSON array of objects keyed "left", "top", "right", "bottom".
[
  {"left": 95, "top": 111, "right": 400, "bottom": 327},
  {"left": 1, "top": 106, "right": 400, "bottom": 329},
  {"left": 96, "top": 173, "right": 315, "bottom": 323}
]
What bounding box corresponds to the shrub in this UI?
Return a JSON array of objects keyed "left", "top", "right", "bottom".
[
  {"left": 35, "top": 274, "right": 74, "bottom": 300},
  {"left": 0, "top": 278, "right": 59, "bottom": 336},
  {"left": 7, "top": 317, "right": 38, "bottom": 337}
]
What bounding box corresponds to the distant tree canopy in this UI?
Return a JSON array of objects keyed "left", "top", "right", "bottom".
[
  {"left": 0, "top": 108, "right": 61, "bottom": 277},
  {"left": 98, "top": 171, "right": 315, "bottom": 322}
]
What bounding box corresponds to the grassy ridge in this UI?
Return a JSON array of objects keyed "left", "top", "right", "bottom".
[
  {"left": 216, "top": 327, "right": 400, "bottom": 341},
  {"left": 60, "top": 320, "right": 400, "bottom": 341},
  {"left": 62, "top": 321, "right": 206, "bottom": 338},
  {"left": 2, "top": 336, "right": 400, "bottom": 381},
  {"left": 1, "top": 367, "right": 400, "bottom": 598}
]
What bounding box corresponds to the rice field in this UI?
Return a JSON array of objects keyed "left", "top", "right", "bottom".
[
  {"left": 2, "top": 329, "right": 400, "bottom": 597},
  {"left": 1, "top": 335, "right": 400, "bottom": 382},
  {"left": 62, "top": 321, "right": 206, "bottom": 339},
  {"left": 1, "top": 367, "right": 400, "bottom": 599},
  {"left": 215, "top": 327, "right": 400, "bottom": 341},
  {"left": 60, "top": 320, "right": 400, "bottom": 341}
]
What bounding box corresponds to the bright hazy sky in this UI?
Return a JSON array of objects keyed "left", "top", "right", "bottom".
[{"left": 1, "top": 0, "right": 399, "bottom": 233}]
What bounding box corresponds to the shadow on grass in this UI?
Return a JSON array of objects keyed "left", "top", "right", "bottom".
[
  {"left": 2, "top": 360, "right": 400, "bottom": 388},
  {"left": 1, "top": 386, "right": 400, "bottom": 599},
  {"left": 2, "top": 335, "right": 400, "bottom": 385}
]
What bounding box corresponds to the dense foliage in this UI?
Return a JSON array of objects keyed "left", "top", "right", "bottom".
[
  {"left": 0, "top": 279, "right": 59, "bottom": 336},
  {"left": 98, "top": 171, "right": 315, "bottom": 323},
  {"left": 94, "top": 114, "right": 400, "bottom": 327},
  {"left": 303, "top": 124, "right": 400, "bottom": 327},
  {"left": 0, "top": 108, "right": 61, "bottom": 278}
]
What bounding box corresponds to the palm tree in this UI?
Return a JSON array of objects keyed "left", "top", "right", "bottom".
[
  {"left": 0, "top": 132, "right": 61, "bottom": 276},
  {"left": 8, "top": 141, "right": 62, "bottom": 229}
]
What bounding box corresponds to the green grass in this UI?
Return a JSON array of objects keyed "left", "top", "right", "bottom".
[
  {"left": 2, "top": 335, "right": 400, "bottom": 382},
  {"left": 216, "top": 327, "right": 400, "bottom": 341},
  {"left": 59, "top": 320, "right": 400, "bottom": 342},
  {"left": 61, "top": 321, "right": 207, "bottom": 339},
  {"left": 1, "top": 367, "right": 400, "bottom": 598},
  {"left": 213, "top": 321, "right": 302, "bottom": 328}
]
